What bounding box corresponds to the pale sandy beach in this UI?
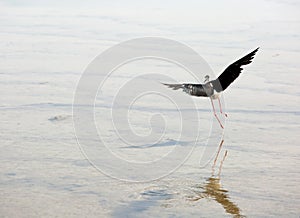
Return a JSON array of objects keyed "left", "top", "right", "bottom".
[{"left": 0, "top": 0, "right": 299, "bottom": 217}]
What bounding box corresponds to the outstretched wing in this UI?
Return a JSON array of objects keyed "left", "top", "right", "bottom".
[
  {"left": 162, "top": 83, "right": 209, "bottom": 97},
  {"left": 162, "top": 83, "right": 184, "bottom": 90},
  {"left": 211, "top": 47, "right": 259, "bottom": 92}
]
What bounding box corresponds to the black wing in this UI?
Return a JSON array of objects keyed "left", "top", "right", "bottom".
[
  {"left": 211, "top": 47, "right": 259, "bottom": 92},
  {"left": 162, "top": 83, "right": 209, "bottom": 97},
  {"left": 162, "top": 83, "right": 184, "bottom": 90}
]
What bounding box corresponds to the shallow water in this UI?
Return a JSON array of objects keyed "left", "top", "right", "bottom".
[{"left": 1, "top": 1, "right": 300, "bottom": 217}]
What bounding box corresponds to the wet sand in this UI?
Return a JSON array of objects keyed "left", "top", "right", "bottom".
[{"left": 0, "top": 1, "right": 299, "bottom": 217}]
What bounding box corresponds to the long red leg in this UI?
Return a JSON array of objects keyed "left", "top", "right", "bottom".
[
  {"left": 217, "top": 98, "right": 228, "bottom": 117},
  {"left": 210, "top": 99, "right": 224, "bottom": 129}
]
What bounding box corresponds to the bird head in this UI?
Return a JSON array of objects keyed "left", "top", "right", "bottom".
[{"left": 204, "top": 75, "right": 210, "bottom": 83}]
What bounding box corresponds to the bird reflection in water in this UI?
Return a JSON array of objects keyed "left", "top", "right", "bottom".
[{"left": 189, "top": 140, "right": 244, "bottom": 217}]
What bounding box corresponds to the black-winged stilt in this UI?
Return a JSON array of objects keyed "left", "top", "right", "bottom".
[{"left": 163, "top": 48, "right": 259, "bottom": 128}]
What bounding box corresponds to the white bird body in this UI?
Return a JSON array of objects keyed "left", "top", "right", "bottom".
[{"left": 210, "top": 92, "right": 221, "bottom": 100}]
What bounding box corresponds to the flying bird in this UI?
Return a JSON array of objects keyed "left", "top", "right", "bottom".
[{"left": 163, "top": 48, "right": 259, "bottom": 128}]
